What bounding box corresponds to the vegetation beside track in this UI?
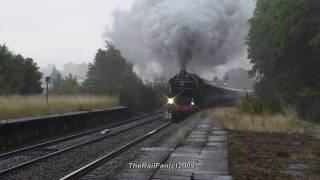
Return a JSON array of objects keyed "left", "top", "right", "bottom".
[
  {"left": 202, "top": 107, "right": 313, "bottom": 133},
  {"left": 247, "top": 0, "right": 320, "bottom": 123},
  {"left": 200, "top": 106, "right": 319, "bottom": 179},
  {"left": 0, "top": 42, "right": 166, "bottom": 115},
  {"left": 228, "top": 131, "right": 320, "bottom": 179},
  {"left": 0, "top": 95, "right": 118, "bottom": 120}
]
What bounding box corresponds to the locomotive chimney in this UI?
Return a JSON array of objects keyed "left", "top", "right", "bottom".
[{"left": 180, "top": 69, "right": 187, "bottom": 75}]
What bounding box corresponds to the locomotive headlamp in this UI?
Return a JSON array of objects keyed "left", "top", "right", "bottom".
[
  {"left": 167, "top": 98, "right": 174, "bottom": 105},
  {"left": 191, "top": 98, "right": 195, "bottom": 106}
]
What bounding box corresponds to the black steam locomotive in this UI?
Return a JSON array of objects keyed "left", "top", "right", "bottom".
[{"left": 167, "top": 70, "right": 247, "bottom": 121}]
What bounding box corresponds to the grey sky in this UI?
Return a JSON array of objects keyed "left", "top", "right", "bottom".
[
  {"left": 0, "top": 0, "right": 255, "bottom": 76},
  {"left": 0, "top": 0, "right": 134, "bottom": 69}
]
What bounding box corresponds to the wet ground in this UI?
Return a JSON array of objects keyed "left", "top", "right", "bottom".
[
  {"left": 110, "top": 115, "right": 232, "bottom": 180},
  {"left": 228, "top": 131, "right": 320, "bottom": 180}
]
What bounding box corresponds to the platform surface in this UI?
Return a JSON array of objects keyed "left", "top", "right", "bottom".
[
  {"left": 115, "top": 116, "right": 232, "bottom": 180},
  {"left": 152, "top": 118, "right": 232, "bottom": 180}
]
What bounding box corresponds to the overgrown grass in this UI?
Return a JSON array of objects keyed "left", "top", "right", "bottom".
[
  {"left": 0, "top": 95, "right": 119, "bottom": 121},
  {"left": 176, "top": 128, "right": 192, "bottom": 146},
  {"left": 201, "top": 107, "right": 313, "bottom": 133}
]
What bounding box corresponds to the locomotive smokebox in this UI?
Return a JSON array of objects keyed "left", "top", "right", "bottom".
[{"left": 179, "top": 70, "right": 187, "bottom": 75}]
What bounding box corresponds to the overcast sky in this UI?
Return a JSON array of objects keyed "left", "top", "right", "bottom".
[
  {"left": 0, "top": 0, "right": 134, "bottom": 69},
  {"left": 0, "top": 0, "right": 255, "bottom": 72}
]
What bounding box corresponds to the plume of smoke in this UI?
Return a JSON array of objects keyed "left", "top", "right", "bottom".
[{"left": 107, "top": 0, "right": 251, "bottom": 78}]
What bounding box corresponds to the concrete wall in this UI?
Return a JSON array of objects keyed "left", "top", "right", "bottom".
[{"left": 0, "top": 107, "right": 131, "bottom": 150}]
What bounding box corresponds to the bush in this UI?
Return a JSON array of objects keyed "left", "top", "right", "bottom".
[
  {"left": 262, "top": 97, "right": 283, "bottom": 114},
  {"left": 119, "top": 84, "right": 162, "bottom": 111},
  {"left": 241, "top": 96, "right": 283, "bottom": 115},
  {"left": 206, "top": 107, "right": 312, "bottom": 133},
  {"left": 295, "top": 88, "right": 320, "bottom": 123},
  {"left": 308, "top": 102, "right": 320, "bottom": 124},
  {"left": 240, "top": 96, "right": 263, "bottom": 114}
]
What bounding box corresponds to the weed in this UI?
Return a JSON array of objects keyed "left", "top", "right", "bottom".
[
  {"left": 200, "top": 107, "right": 313, "bottom": 133},
  {"left": 0, "top": 95, "right": 119, "bottom": 120},
  {"left": 176, "top": 128, "right": 192, "bottom": 146},
  {"left": 177, "top": 133, "right": 187, "bottom": 146}
]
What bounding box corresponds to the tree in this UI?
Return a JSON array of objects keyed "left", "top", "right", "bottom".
[
  {"left": 247, "top": 0, "right": 320, "bottom": 119},
  {"left": 0, "top": 45, "right": 42, "bottom": 95},
  {"left": 83, "top": 42, "right": 163, "bottom": 110},
  {"left": 0, "top": 46, "right": 24, "bottom": 94},
  {"left": 118, "top": 68, "right": 144, "bottom": 109},
  {"left": 20, "top": 58, "right": 43, "bottom": 95},
  {"left": 51, "top": 72, "right": 80, "bottom": 95},
  {"left": 248, "top": 0, "right": 320, "bottom": 98},
  {"left": 118, "top": 69, "right": 161, "bottom": 110},
  {"left": 85, "top": 42, "right": 132, "bottom": 94}
]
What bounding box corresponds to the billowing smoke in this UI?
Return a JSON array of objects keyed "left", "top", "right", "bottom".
[{"left": 107, "top": 0, "right": 251, "bottom": 79}]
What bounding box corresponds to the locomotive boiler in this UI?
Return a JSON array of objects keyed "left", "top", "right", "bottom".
[{"left": 167, "top": 70, "right": 248, "bottom": 121}]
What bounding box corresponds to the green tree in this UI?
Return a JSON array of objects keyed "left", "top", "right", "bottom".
[
  {"left": 85, "top": 42, "right": 131, "bottom": 94},
  {"left": 118, "top": 68, "right": 144, "bottom": 109},
  {"left": 0, "top": 45, "right": 42, "bottom": 95},
  {"left": 51, "top": 72, "right": 80, "bottom": 95},
  {"left": 20, "top": 58, "right": 43, "bottom": 95},
  {"left": 0, "top": 46, "right": 24, "bottom": 94},
  {"left": 248, "top": 0, "right": 320, "bottom": 119},
  {"left": 118, "top": 69, "right": 161, "bottom": 110},
  {"left": 248, "top": 0, "right": 320, "bottom": 97},
  {"left": 84, "top": 42, "right": 163, "bottom": 111}
]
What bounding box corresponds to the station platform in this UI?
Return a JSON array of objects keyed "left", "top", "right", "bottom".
[
  {"left": 152, "top": 119, "right": 232, "bottom": 180},
  {"left": 115, "top": 116, "right": 232, "bottom": 180}
]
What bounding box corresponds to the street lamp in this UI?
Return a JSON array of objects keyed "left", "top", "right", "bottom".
[
  {"left": 89, "top": 81, "right": 94, "bottom": 105},
  {"left": 45, "top": 76, "right": 51, "bottom": 105}
]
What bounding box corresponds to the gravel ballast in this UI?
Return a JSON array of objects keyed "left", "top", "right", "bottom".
[{"left": 0, "top": 116, "right": 168, "bottom": 180}]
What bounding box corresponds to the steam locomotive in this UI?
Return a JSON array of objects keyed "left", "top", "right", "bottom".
[{"left": 167, "top": 70, "right": 248, "bottom": 121}]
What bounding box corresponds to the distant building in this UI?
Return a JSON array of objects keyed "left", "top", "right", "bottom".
[
  {"left": 62, "top": 63, "right": 88, "bottom": 83},
  {"left": 39, "top": 63, "right": 88, "bottom": 90}
]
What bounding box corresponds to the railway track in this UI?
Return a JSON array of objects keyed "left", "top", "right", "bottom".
[
  {"left": 0, "top": 111, "right": 163, "bottom": 159},
  {"left": 0, "top": 111, "right": 165, "bottom": 177},
  {"left": 59, "top": 122, "right": 172, "bottom": 180}
]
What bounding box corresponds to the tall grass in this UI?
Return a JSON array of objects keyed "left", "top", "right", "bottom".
[
  {"left": 0, "top": 95, "right": 119, "bottom": 121},
  {"left": 201, "top": 107, "right": 313, "bottom": 133}
]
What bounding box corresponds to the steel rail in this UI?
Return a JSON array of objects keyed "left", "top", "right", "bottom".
[
  {"left": 0, "top": 111, "right": 163, "bottom": 159},
  {"left": 0, "top": 113, "right": 165, "bottom": 176},
  {"left": 59, "top": 122, "right": 171, "bottom": 180}
]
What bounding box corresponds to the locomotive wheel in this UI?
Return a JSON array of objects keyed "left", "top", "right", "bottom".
[
  {"left": 171, "top": 112, "right": 181, "bottom": 122},
  {"left": 171, "top": 112, "right": 190, "bottom": 122}
]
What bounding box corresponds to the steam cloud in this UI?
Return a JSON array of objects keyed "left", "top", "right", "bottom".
[{"left": 107, "top": 0, "right": 251, "bottom": 78}]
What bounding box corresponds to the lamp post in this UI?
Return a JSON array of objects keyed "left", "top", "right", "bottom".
[
  {"left": 89, "top": 81, "right": 94, "bottom": 105},
  {"left": 45, "top": 76, "right": 51, "bottom": 105}
]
